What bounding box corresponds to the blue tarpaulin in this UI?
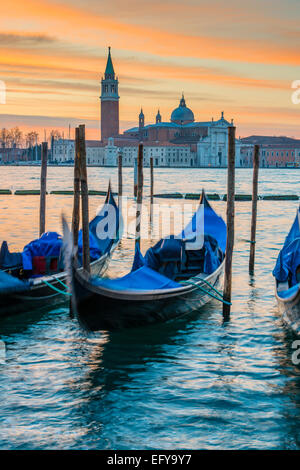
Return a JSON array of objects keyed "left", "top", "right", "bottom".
[
  {"left": 0, "top": 241, "right": 23, "bottom": 270},
  {"left": 144, "top": 193, "right": 225, "bottom": 279},
  {"left": 144, "top": 234, "right": 223, "bottom": 279},
  {"left": 22, "top": 230, "right": 105, "bottom": 271},
  {"left": 92, "top": 265, "right": 180, "bottom": 292},
  {"left": 273, "top": 207, "right": 300, "bottom": 286},
  {"left": 21, "top": 190, "right": 120, "bottom": 271},
  {"left": 0, "top": 270, "right": 29, "bottom": 295},
  {"left": 86, "top": 188, "right": 120, "bottom": 258},
  {"left": 91, "top": 245, "right": 180, "bottom": 291},
  {"left": 77, "top": 230, "right": 105, "bottom": 265},
  {"left": 22, "top": 232, "right": 63, "bottom": 271},
  {"left": 181, "top": 192, "right": 227, "bottom": 253}
]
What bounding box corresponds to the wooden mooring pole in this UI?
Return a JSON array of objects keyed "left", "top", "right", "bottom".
[
  {"left": 135, "top": 143, "right": 144, "bottom": 249},
  {"left": 150, "top": 157, "right": 154, "bottom": 224},
  {"left": 118, "top": 151, "right": 123, "bottom": 207},
  {"left": 78, "top": 125, "right": 90, "bottom": 273},
  {"left": 72, "top": 127, "right": 81, "bottom": 249},
  {"left": 223, "top": 126, "right": 236, "bottom": 319},
  {"left": 134, "top": 156, "right": 138, "bottom": 198},
  {"left": 249, "top": 144, "right": 260, "bottom": 275},
  {"left": 39, "top": 142, "right": 48, "bottom": 236}
]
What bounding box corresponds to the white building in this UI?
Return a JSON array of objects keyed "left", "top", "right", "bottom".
[
  {"left": 52, "top": 138, "right": 197, "bottom": 167},
  {"left": 52, "top": 139, "right": 105, "bottom": 165},
  {"left": 196, "top": 114, "right": 240, "bottom": 167}
]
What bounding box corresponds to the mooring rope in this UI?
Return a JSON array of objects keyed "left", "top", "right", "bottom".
[
  {"left": 52, "top": 276, "right": 69, "bottom": 290},
  {"left": 190, "top": 276, "right": 225, "bottom": 299},
  {"left": 42, "top": 279, "right": 71, "bottom": 297},
  {"left": 181, "top": 279, "right": 232, "bottom": 306}
]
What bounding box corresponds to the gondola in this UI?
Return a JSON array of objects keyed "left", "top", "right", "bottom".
[
  {"left": 0, "top": 185, "right": 120, "bottom": 318},
  {"left": 273, "top": 205, "right": 300, "bottom": 335},
  {"left": 67, "top": 190, "right": 227, "bottom": 331}
]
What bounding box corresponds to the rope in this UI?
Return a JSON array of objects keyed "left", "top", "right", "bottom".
[
  {"left": 190, "top": 276, "right": 225, "bottom": 299},
  {"left": 52, "top": 276, "right": 68, "bottom": 289},
  {"left": 42, "top": 279, "right": 71, "bottom": 297},
  {"left": 181, "top": 279, "right": 232, "bottom": 306}
]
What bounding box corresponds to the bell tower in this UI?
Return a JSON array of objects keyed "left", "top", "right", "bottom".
[
  {"left": 100, "top": 47, "right": 119, "bottom": 141},
  {"left": 139, "top": 108, "right": 145, "bottom": 140}
]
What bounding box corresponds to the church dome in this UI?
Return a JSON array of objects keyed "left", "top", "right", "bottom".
[{"left": 171, "top": 94, "right": 194, "bottom": 124}]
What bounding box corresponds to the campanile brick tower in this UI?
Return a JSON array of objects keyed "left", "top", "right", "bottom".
[{"left": 100, "top": 47, "right": 119, "bottom": 141}]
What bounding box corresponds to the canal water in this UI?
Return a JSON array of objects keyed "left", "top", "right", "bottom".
[{"left": 0, "top": 167, "right": 299, "bottom": 449}]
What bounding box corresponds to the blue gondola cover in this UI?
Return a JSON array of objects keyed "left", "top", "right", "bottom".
[
  {"left": 21, "top": 191, "right": 120, "bottom": 272},
  {"left": 22, "top": 232, "right": 63, "bottom": 271},
  {"left": 90, "top": 193, "right": 226, "bottom": 293},
  {"left": 273, "top": 207, "right": 300, "bottom": 286},
  {"left": 91, "top": 265, "right": 181, "bottom": 291},
  {"left": 0, "top": 270, "right": 30, "bottom": 295}
]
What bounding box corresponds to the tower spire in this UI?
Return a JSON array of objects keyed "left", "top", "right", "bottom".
[{"left": 105, "top": 46, "right": 115, "bottom": 79}]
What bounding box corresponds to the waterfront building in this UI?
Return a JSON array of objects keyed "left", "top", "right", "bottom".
[
  {"left": 238, "top": 136, "right": 300, "bottom": 168},
  {"left": 0, "top": 146, "right": 27, "bottom": 163}
]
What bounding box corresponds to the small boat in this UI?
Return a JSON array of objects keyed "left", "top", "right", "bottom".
[
  {"left": 0, "top": 186, "right": 120, "bottom": 318},
  {"left": 273, "top": 206, "right": 300, "bottom": 334},
  {"left": 67, "top": 191, "right": 227, "bottom": 331}
]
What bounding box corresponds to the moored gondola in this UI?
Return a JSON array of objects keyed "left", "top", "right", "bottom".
[
  {"left": 273, "top": 206, "right": 300, "bottom": 334},
  {"left": 67, "top": 191, "right": 227, "bottom": 331},
  {"left": 0, "top": 185, "right": 120, "bottom": 318}
]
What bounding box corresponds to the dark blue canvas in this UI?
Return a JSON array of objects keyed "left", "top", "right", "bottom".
[
  {"left": 0, "top": 270, "right": 30, "bottom": 295},
  {"left": 273, "top": 206, "right": 300, "bottom": 286},
  {"left": 91, "top": 264, "right": 181, "bottom": 291}
]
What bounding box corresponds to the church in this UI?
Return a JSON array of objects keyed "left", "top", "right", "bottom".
[
  {"left": 100, "top": 47, "right": 237, "bottom": 167},
  {"left": 52, "top": 48, "right": 241, "bottom": 167}
]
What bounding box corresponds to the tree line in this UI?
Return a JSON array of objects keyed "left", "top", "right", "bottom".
[{"left": 0, "top": 128, "right": 63, "bottom": 149}]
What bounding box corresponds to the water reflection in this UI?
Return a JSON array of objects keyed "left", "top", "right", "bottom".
[{"left": 0, "top": 167, "right": 300, "bottom": 449}]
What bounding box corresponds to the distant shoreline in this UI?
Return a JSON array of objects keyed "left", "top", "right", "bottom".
[{"left": 0, "top": 163, "right": 299, "bottom": 169}]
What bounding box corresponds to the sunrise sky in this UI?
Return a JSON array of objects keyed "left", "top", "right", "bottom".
[{"left": 0, "top": 0, "right": 299, "bottom": 140}]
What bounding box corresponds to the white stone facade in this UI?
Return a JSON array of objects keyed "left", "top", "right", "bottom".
[
  {"left": 197, "top": 120, "right": 229, "bottom": 167},
  {"left": 52, "top": 138, "right": 197, "bottom": 167}
]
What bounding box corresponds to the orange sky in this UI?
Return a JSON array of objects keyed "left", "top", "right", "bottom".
[{"left": 0, "top": 0, "right": 299, "bottom": 141}]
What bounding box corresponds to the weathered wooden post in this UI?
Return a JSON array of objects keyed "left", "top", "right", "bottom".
[
  {"left": 72, "top": 127, "right": 81, "bottom": 248},
  {"left": 249, "top": 144, "right": 260, "bottom": 274},
  {"left": 78, "top": 124, "right": 90, "bottom": 273},
  {"left": 223, "top": 126, "right": 236, "bottom": 318},
  {"left": 133, "top": 155, "right": 138, "bottom": 198},
  {"left": 150, "top": 156, "right": 154, "bottom": 224},
  {"left": 118, "top": 151, "right": 123, "bottom": 207},
  {"left": 39, "top": 142, "right": 48, "bottom": 236},
  {"left": 135, "top": 143, "right": 144, "bottom": 249}
]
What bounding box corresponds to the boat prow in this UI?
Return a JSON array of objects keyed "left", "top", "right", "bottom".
[{"left": 273, "top": 206, "right": 300, "bottom": 334}]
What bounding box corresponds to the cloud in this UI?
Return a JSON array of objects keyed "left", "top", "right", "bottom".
[
  {"left": 0, "top": 0, "right": 298, "bottom": 138},
  {"left": 0, "top": 33, "right": 57, "bottom": 47}
]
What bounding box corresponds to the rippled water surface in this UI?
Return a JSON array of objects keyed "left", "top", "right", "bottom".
[{"left": 0, "top": 167, "right": 299, "bottom": 450}]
